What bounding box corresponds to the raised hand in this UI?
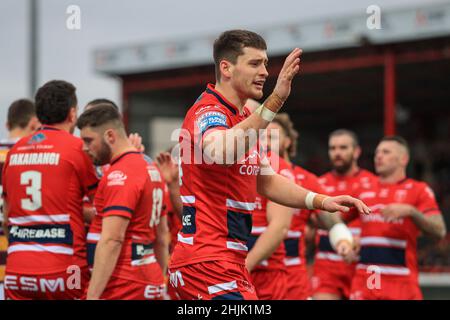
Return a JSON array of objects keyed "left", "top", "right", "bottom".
[
  {"left": 273, "top": 48, "right": 302, "bottom": 103},
  {"left": 155, "top": 152, "right": 178, "bottom": 185}
]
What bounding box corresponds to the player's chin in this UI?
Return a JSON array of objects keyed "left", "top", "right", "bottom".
[{"left": 249, "top": 88, "right": 264, "bottom": 100}]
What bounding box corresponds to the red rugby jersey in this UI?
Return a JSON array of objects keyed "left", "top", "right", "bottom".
[
  {"left": 2, "top": 126, "right": 98, "bottom": 274},
  {"left": 353, "top": 178, "right": 442, "bottom": 280},
  {"left": 170, "top": 84, "right": 262, "bottom": 268},
  {"left": 87, "top": 152, "right": 165, "bottom": 282},
  {"left": 284, "top": 164, "right": 325, "bottom": 269},
  {"left": 315, "top": 169, "right": 376, "bottom": 263},
  {"left": 248, "top": 152, "right": 295, "bottom": 271}
]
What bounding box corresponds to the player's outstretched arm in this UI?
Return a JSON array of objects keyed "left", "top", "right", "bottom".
[
  {"left": 382, "top": 204, "right": 447, "bottom": 239},
  {"left": 87, "top": 216, "right": 130, "bottom": 300},
  {"left": 317, "top": 211, "right": 355, "bottom": 261},
  {"left": 2, "top": 200, "right": 9, "bottom": 238},
  {"left": 246, "top": 201, "right": 294, "bottom": 272},
  {"left": 203, "top": 48, "right": 302, "bottom": 164},
  {"left": 154, "top": 215, "right": 170, "bottom": 275},
  {"left": 257, "top": 166, "right": 371, "bottom": 215}
]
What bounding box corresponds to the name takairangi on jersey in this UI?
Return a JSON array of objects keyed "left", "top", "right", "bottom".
[{"left": 8, "top": 152, "right": 60, "bottom": 166}]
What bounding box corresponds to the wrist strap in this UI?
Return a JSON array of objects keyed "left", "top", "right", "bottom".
[{"left": 255, "top": 104, "right": 277, "bottom": 122}]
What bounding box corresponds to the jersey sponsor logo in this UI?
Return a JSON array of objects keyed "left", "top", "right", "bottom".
[
  {"left": 359, "top": 191, "right": 376, "bottom": 199},
  {"left": 8, "top": 224, "right": 73, "bottom": 245},
  {"left": 27, "top": 133, "right": 47, "bottom": 144},
  {"left": 196, "top": 111, "right": 228, "bottom": 134},
  {"left": 9, "top": 152, "right": 60, "bottom": 166},
  {"left": 394, "top": 190, "right": 407, "bottom": 202},
  {"left": 107, "top": 170, "right": 127, "bottom": 186},
  {"left": 239, "top": 164, "right": 260, "bottom": 176},
  {"left": 4, "top": 268, "right": 81, "bottom": 293},
  {"left": 181, "top": 207, "right": 196, "bottom": 234}
]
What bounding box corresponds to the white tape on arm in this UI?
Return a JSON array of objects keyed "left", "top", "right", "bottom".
[
  {"left": 329, "top": 222, "right": 353, "bottom": 250},
  {"left": 305, "top": 192, "right": 317, "bottom": 210},
  {"left": 255, "top": 104, "right": 277, "bottom": 122}
]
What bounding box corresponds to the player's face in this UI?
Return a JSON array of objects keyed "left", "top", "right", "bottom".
[
  {"left": 329, "top": 135, "right": 358, "bottom": 174},
  {"left": 80, "top": 127, "right": 112, "bottom": 166},
  {"left": 230, "top": 47, "right": 269, "bottom": 100},
  {"left": 374, "top": 141, "right": 404, "bottom": 176},
  {"left": 266, "top": 122, "right": 288, "bottom": 156}
]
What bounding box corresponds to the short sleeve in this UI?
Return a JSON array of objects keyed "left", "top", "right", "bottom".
[
  {"left": 416, "top": 183, "right": 441, "bottom": 216},
  {"left": 191, "top": 105, "right": 231, "bottom": 141}
]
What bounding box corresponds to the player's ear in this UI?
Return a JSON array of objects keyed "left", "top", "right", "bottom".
[
  {"left": 220, "top": 60, "right": 233, "bottom": 80},
  {"left": 284, "top": 137, "right": 292, "bottom": 152},
  {"left": 354, "top": 146, "right": 362, "bottom": 160},
  {"left": 68, "top": 107, "right": 77, "bottom": 125},
  {"left": 104, "top": 128, "right": 115, "bottom": 144}
]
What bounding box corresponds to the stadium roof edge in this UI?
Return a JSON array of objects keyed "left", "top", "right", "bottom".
[{"left": 93, "top": 2, "right": 450, "bottom": 76}]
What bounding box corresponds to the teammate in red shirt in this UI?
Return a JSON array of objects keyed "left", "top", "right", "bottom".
[
  {"left": 312, "top": 129, "right": 376, "bottom": 300},
  {"left": 246, "top": 149, "right": 296, "bottom": 300},
  {"left": 78, "top": 105, "right": 166, "bottom": 300},
  {"left": 2, "top": 81, "right": 98, "bottom": 300},
  {"left": 349, "top": 136, "right": 446, "bottom": 300},
  {"left": 168, "top": 30, "right": 370, "bottom": 300},
  {"left": 260, "top": 115, "right": 355, "bottom": 300},
  {"left": 0, "top": 99, "right": 40, "bottom": 300}
]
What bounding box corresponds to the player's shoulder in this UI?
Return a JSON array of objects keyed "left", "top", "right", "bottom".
[
  {"left": 318, "top": 171, "right": 333, "bottom": 183},
  {"left": 293, "top": 164, "right": 319, "bottom": 181},
  {"left": 402, "top": 178, "right": 431, "bottom": 192},
  {"left": 358, "top": 169, "right": 377, "bottom": 181}
]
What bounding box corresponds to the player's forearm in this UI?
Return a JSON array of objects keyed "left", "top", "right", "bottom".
[
  {"left": 204, "top": 113, "right": 267, "bottom": 164},
  {"left": 246, "top": 224, "right": 289, "bottom": 272},
  {"left": 410, "top": 209, "right": 446, "bottom": 239},
  {"left": 154, "top": 221, "right": 170, "bottom": 275},
  {"left": 87, "top": 238, "right": 123, "bottom": 299},
  {"left": 167, "top": 181, "right": 183, "bottom": 218},
  {"left": 257, "top": 173, "right": 312, "bottom": 209},
  {"left": 154, "top": 237, "right": 169, "bottom": 275},
  {"left": 203, "top": 93, "right": 286, "bottom": 164},
  {"left": 317, "top": 211, "right": 342, "bottom": 230},
  {"left": 2, "top": 201, "right": 9, "bottom": 238}
]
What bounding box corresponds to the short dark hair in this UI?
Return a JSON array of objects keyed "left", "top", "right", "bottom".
[
  {"left": 213, "top": 30, "right": 267, "bottom": 81},
  {"left": 85, "top": 98, "right": 119, "bottom": 111},
  {"left": 35, "top": 80, "right": 77, "bottom": 125},
  {"left": 380, "top": 135, "right": 410, "bottom": 155},
  {"left": 77, "top": 104, "right": 124, "bottom": 131},
  {"left": 329, "top": 129, "right": 359, "bottom": 147},
  {"left": 7, "top": 99, "right": 36, "bottom": 130}
]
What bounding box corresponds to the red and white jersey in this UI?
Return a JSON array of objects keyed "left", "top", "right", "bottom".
[
  {"left": 87, "top": 151, "right": 165, "bottom": 281},
  {"left": 2, "top": 126, "right": 98, "bottom": 274},
  {"left": 284, "top": 165, "right": 325, "bottom": 269},
  {"left": 247, "top": 152, "right": 295, "bottom": 271},
  {"left": 315, "top": 169, "right": 376, "bottom": 262},
  {"left": 353, "top": 178, "right": 441, "bottom": 279},
  {"left": 1, "top": 139, "right": 17, "bottom": 284},
  {"left": 170, "top": 84, "right": 261, "bottom": 268}
]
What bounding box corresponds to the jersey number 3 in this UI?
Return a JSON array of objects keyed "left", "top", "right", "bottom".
[{"left": 20, "top": 170, "right": 42, "bottom": 211}]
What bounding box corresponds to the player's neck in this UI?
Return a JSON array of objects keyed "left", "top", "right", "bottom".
[
  {"left": 110, "top": 141, "right": 137, "bottom": 162},
  {"left": 335, "top": 164, "right": 359, "bottom": 177},
  {"left": 379, "top": 169, "right": 406, "bottom": 184},
  {"left": 214, "top": 82, "right": 246, "bottom": 114},
  {"left": 8, "top": 128, "right": 28, "bottom": 140},
  {"left": 45, "top": 122, "right": 73, "bottom": 133}
]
